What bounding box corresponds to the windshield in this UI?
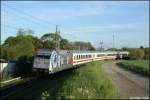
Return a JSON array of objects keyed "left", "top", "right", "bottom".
[
  {"left": 36, "top": 55, "right": 51, "bottom": 59},
  {"left": 34, "top": 55, "right": 51, "bottom": 65}
]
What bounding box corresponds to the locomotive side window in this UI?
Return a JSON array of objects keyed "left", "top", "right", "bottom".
[
  {"left": 89, "top": 55, "right": 91, "bottom": 58},
  {"left": 93, "top": 54, "right": 95, "bottom": 58},
  {"left": 83, "top": 55, "right": 85, "bottom": 59},
  {"left": 75, "top": 55, "right": 77, "bottom": 60}
]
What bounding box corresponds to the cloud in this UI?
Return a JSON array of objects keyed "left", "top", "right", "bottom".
[
  {"left": 21, "top": 1, "right": 148, "bottom": 22},
  {"left": 2, "top": 1, "right": 148, "bottom": 24},
  {"left": 65, "top": 23, "right": 149, "bottom": 35},
  {"left": 29, "top": 4, "right": 106, "bottom": 22}
]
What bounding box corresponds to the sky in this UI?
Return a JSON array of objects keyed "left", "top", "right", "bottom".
[{"left": 1, "top": 1, "right": 149, "bottom": 49}]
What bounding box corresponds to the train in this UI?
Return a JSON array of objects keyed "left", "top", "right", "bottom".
[{"left": 32, "top": 49, "right": 129, "bottom": 74}]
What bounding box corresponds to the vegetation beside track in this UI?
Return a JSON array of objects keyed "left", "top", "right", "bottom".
[
  {"left": 5, "top": 61, "right": 120, "bottom": 99},
  {"left": 117, "top": 60, "right": 149, "bottom": 76},
  {"left": 53, "top": 61, "right": 120, "bottom": 99}
]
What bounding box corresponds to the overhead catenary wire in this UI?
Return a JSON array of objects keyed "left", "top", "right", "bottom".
[
  {"left": 2, "top": 4, "right": 76, "bottom": 37},
  {"left": 2, "top": 4, "right": 64, "bottom": 49},
  {"left": 2, "top": 7, "right": 52, "bottom": 29},
  {"left": 3, "top": 4, "right": 59, "bottom": 27}
]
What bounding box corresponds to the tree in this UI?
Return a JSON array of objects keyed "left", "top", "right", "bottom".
[
  {"left": 2, "top": 35, "right": 35, "bottom": 61},
  {"left": 17, "top": 28, "right": 26, "bottom": 36},
  {"left": 27, "top": 35, "right": 43, "bottom": 49},
  {"left": 70, "top": 41, "right": 95, "bottom": 50},
  {"left": 41, "top": 33, "right": 61, "bottom": 42},
  {"left": 144, "top": 48, "right": 149, "bottom": 59},
  {"left": 139, "top": 46, "right": 144, "bottom": 50},
  {"left": 129, "top": 49, "right": 144, "bottom": 59},
  {"left": 27, "top": 29, "right": 35, "bottom": 35},
  {"left": 43, "top": 41, "right": 55, "bottom": 49},
  {"left": 60, "top": 39, "right": 70, "bottom": 49},
  {"left": 16, "top": 28, "right": 36, "bottom": 36}
]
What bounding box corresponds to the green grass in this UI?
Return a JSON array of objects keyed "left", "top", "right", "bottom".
[
  {"left": 54, "top": 61, "right": 120, "bottom": 99},
  {"left": 1, "top": 73, "right": 13, "bottom": 82},
  {"left": 7, "top": 61, "right": 120, "bottom": 99},
  {"left": 118, "top": 60, "right": 149, "bottom": 76}
]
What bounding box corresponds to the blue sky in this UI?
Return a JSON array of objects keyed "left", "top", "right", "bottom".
[{"left": 1, "top": 1, "right": 149, "bottom": 49}]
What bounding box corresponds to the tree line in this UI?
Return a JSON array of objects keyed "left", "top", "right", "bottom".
[
  {"left": 0, "top": 29, "right": 95, "bottom": 76},
  {"left": 121, "top": 46, "right": 149, "bottom": 60},
  {"left": 0, "top": 29, "right": 95, "bottom": 61}
]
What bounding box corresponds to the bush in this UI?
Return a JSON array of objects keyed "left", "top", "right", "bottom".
[
  {"left": 129, "top": 49, "right": 144, "bottom": 60},
  {"left": 118, "top": 60, "right": 149, "bottom": 76},
  {"left": 16, "top": 56, "right": 33, "bottom": 77}
]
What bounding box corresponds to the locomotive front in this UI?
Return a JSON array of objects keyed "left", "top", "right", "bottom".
[{"left": 33, "top": 49, "right": 60, "bottom": 74}]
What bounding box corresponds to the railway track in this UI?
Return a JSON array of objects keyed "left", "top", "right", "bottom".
[{"left": 0, "top": 69, "right": 75, "bottom": 99}]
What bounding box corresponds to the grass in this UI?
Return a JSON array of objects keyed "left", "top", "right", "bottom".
[
  {"left": 0, "top": 73, "right": 13, "bottom": 82},
  {"left": 117, "top": 60, "right": 149, "bottom": 76},
  {"left": 6, "top": 61, "right": 120, "bottom": 99},
  {"left": 54, "top": 61, "right": 120, "bottom": 99}
]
